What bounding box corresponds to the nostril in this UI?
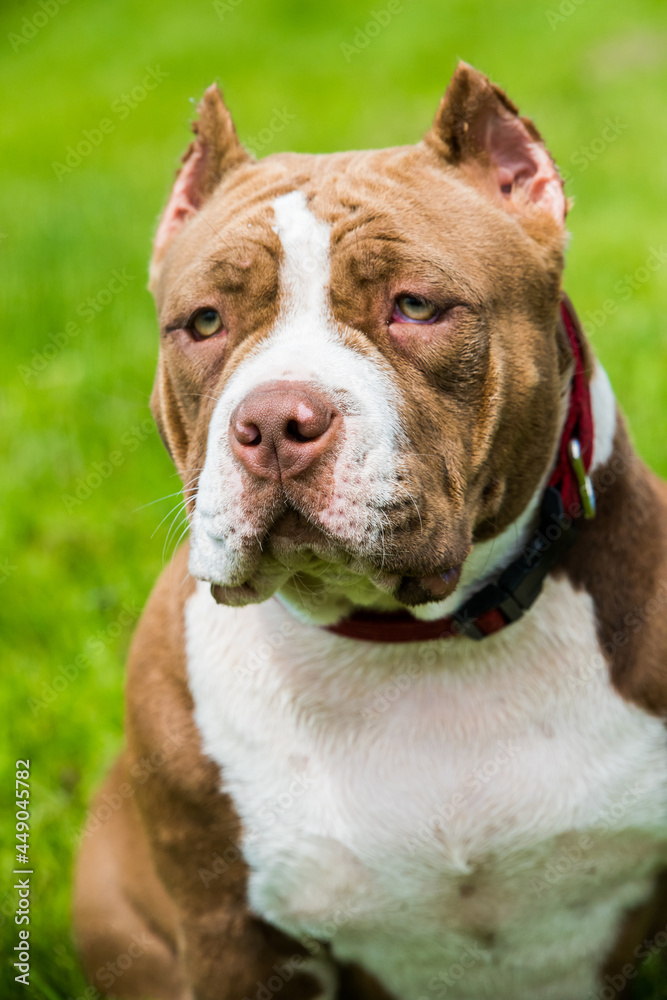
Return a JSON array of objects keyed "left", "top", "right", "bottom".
[
  {"left": 234, "top": 420, "right": 261, "bottom": 446},
  {"left": 286, "top": 420, "right": 313, "bottom": 443},
  {"left": 287, "top": 404, "right": 333, "bottom": 443}
]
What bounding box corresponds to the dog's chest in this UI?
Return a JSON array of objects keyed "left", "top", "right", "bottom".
[{"left": 186, "top": 579, "right": 667, "bottom": 1000}]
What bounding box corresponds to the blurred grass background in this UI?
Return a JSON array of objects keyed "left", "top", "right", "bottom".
[{"left": 1, "top": 0, "right": 666, "bottom": 996}]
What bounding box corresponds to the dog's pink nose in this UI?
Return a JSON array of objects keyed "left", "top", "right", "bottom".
[{"left": 230, "top": 382, "right": 339, "bottom": 480}]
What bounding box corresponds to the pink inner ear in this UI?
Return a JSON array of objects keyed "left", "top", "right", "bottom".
[
  {"left": 153, "top": 143, "right": 207, "bottom": 259},
  {"left": 482, "top": 114, "right": 565, "bottom": 224}
]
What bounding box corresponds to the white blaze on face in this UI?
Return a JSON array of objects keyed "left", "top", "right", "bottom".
[
  {"left": 189, "top": 189, "right": 403, "bottom": 587},
  {"left": 272, "top": 188, "right": 331, "bottom": 319}
]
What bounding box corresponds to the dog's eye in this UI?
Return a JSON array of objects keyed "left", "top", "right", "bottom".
[
  {"left": 191, "top": 308, "right": 224, "bottom": 338},
  {"left": 393, "top": 295, "right": 440, "bottom": 324}
]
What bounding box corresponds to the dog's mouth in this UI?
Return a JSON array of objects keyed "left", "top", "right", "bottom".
[{"left": 206, "top": 506, "right": 466, "bottom": 615}]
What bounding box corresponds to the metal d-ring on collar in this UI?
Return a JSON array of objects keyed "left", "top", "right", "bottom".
[{"left": 568, "top": 438, "right": 596, "bottom": 520}]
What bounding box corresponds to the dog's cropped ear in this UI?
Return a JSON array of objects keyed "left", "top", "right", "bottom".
[
  {"left": 425, "top": 62, "right": 566, "bottom": 230},
  {"left": 149, "top": 84, "right": 250, "bottom": 289}
]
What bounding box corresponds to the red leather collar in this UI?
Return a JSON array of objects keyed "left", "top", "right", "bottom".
[
  {"left": 324, "top": 297, "right": 594, "bottom": 644},
  {"left": 547, "top": 298, "right": 594, "bottom": 513}
]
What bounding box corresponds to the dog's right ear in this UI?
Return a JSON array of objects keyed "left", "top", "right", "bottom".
[{"left": 149, "top": 84, "right": 250, "bottom": 290}]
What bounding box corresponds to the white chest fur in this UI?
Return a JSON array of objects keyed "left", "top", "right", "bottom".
[{"left": 185, "top": 578, "right": 667, "bottom": 1000}]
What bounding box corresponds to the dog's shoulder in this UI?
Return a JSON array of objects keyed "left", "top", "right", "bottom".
[{"left": 561, "top": 415, "right": 667, "bottom": 715}]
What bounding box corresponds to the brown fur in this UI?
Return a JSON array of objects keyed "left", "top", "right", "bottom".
[{"left": 559, "top": 420, "right": 667, "bottom": 714}]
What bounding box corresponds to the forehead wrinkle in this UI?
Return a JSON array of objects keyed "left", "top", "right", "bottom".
[
  {"left": 332, "top": 226, "right": 485, "bottom": 303},
  {"left": 159, "top": 236, "right": 281, "bottom": 322},
  {"left": 205, "top": 157, "right": 323, "bottom": 235},
  {"left": 313, "top": 185, "right": 497, "bottom": 303},
  {"left": 330, "top": 213, "right": 409, "bottom": 248},
  {"left": 202, "top": 237, "right": 281, "bottom": 277}
]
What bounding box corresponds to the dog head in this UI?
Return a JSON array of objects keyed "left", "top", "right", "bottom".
[{"left": 149, "top": 62, "right": 572, "bottom": 623}]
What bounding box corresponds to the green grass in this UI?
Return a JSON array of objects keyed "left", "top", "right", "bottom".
[{"left": 1, "top": 0, "right": 666, "bottom": 996}]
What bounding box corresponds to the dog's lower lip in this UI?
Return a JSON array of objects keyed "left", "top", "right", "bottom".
[
  {"left": 210, "top": 582, "right": 259, "bottom": 605},
  {"left": 417, "top": 565, "right": 462, "bottom": 598}
]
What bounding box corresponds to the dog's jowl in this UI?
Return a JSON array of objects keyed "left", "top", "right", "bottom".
[{"left": 73, "top": 63, "right": 667, "bottom": 1000}]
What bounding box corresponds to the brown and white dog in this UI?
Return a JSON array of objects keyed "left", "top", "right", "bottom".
[{"left": 73, "top": 63, "right": 667, "bottom": 1000}]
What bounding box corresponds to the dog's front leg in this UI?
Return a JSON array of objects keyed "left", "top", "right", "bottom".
[{"left": 131, "top": 755, "right": 336, "bottom": 1000}]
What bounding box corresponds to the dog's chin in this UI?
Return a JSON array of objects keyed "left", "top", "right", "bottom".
[
  {"left": 204, "top": 512, "right": 464, "bottom": 617},
  {"left": 210, "top": 580, "right": 269, "bottom": 606},
  {"left": 208, "top": 565, "right": 462, "bottom": 626}
]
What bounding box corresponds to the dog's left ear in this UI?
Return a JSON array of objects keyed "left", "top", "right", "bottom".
[
  {"left": 425, "top": 62, "right": 566, "bottom": 228},
  {"left": 150, "top": 84, "right": 249, "bottom": 289}
]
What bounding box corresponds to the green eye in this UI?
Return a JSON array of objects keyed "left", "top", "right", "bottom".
[
  {"left": 394, "top": 295, "right": 439, "bottom": 323},
  {"left": 192, "top": 308, "right": 223, "bottom": 338}
]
